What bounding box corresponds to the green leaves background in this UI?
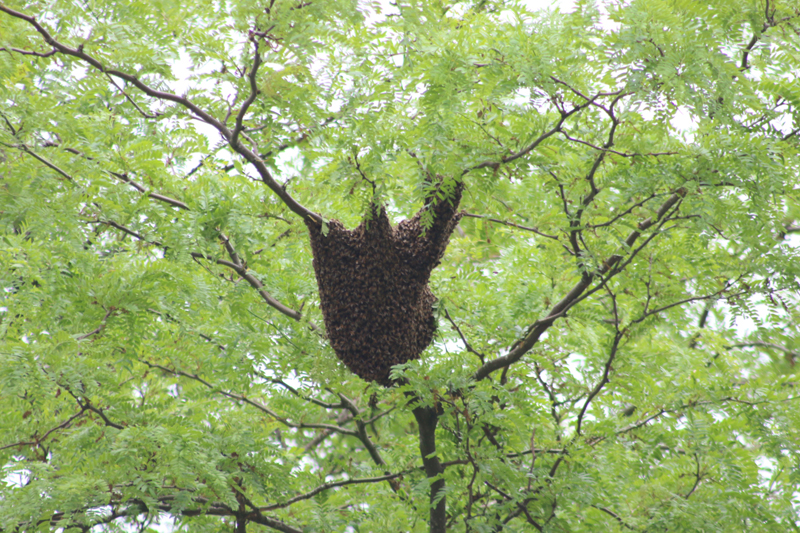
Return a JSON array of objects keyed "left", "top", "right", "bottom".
[{"left": 2, "top": 0, "right": 800, "bottom": 531}]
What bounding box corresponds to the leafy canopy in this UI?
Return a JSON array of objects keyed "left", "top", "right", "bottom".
[{"left": 1, "top": 0, "right": 800, "bottom": 531}]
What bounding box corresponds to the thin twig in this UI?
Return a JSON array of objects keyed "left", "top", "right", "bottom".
[{"left": 461, "top": 213, "right": 559, "bottom": 240}]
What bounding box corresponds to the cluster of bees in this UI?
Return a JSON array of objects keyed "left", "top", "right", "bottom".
[{"left": 306, "top": 184, "right": 463, "bottom": 385}]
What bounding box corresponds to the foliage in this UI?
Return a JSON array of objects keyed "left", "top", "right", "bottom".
[{"left": 2, "top": 0, "right": 800, "bottom": 531}]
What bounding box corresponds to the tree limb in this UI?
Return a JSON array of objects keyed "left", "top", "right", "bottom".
[
  {"left": 0, "top": 4, "right": 322, "bottom": 224},
  {"left": 473, "top": 189, "right": 686, "bottom": 382}
]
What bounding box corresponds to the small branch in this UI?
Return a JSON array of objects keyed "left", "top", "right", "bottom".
[
  {"left": 484, "top": 482, "right": 543, "bottom": 532},
  {"left": 330, "top": 390, "right": 387, "bottom": 467},
  {"left": 0, "top": 4, "right": 226, "bottom": 128},
  {"left": 245, "top": 513, "right": 303, "bottom": 533},
  {"left": 141, "top": 360, "right": 353, "bottom": 435},
  {"left": 76, "top": 308, "right": 114, "bottom": 340},
  {"left": 95, "top": 215, "right": 307, "bottom": 328},
  {"left": 65, "top": 392, "right": 125, "bottom": 430},
  {"left": 231, "top": 39, "right": 262, "bottom": 148},
  {"left": 727, "top": 341, "right": 799, "bottom": 362},
  {"left": 782, "top": 127, "right": 800, "bottom": 141},
  {"left": 558, "top": 130, "right": 677, "bottom": 158},
  {"left": 683, "top": 454, "right": 703, "bottom": 499},
  {"left": 461, "top": 213, "right": 560, "bottom": 241},
  {"left": 0, "top": 4, "right": 322, "bottom": 225},
  {"left": 5, "top": 143, "right": 76, "bottom": 181},
  {"left": 109, "top": 171, "right": 190, "bottom": 210},
  {"left": 105, "top": 74, "right": 162, "bottom": 119},
  {"left": 0, "top": 408, "right": 87, "bottom": 451},
  {"left": 268, "top": 379, "right": 343, "bottom": 410},
  {"left": 465, "top": 95, "right": 597, "bottom": 174},
  {"left": 591, "top": 505, "right": 638, "bottom": 531},
  {"left": 103, "top": 220, "right": 161, "bottom": 246},
  {"left": 260, "top": 472, "right": 405, "bottom": 511},
  {"left": 443, "top": 307, "right": 485, "bottom": 363},
  {"left": 575, "top": 332, "right": 622, "bottom": 435},
  {"left": 302, "top": 411, "right": 353, "bottom": 453},
  {"left": 0, "top": 45, "right": 57, "bottom": 57},
  {"left": 588, "top": 192, "right": 664, "bottom": 230},
  {"left": 631, "top": 283, "right": 743, "bottom": 326},
  {"left": 473, "top": 189, "right": 686, "bottom": 382},
  {"left": 194, "top": 252, "right": 316, "bottom": 329}
]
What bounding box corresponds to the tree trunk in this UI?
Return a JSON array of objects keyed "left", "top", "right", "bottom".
[{"left": 414, "top": 405, "right": 446, "bottom": 533}]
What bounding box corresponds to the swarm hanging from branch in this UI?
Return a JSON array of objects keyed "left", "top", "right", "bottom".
[{"left": 306, "top": 181, "right": 463, "bottom": 385}]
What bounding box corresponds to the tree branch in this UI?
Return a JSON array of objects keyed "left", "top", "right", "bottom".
[
  {"left": 473, "top": 189, "right": 686, "bottom": 382},
  {"left": 413, "top": 405, "right": 446, "bottom": 533},
  {"left": 0, "top": 408, "right": 87, "bottom": 451},
  {"left": 461, "top": 212, "right": 560, "bottom": 241},
  {"left": 141, "top": 360, "right": 356, "bottom": 436},
  {"left": 0, "top": 4, "right": 322, "bottom": 224},
  {"left": 575, "top": 333, "right": 622, "bottom": 435},
  {"left": 109, "top": 171, "right": 190, "bottom": 210},
  {"left": 260, "top": 472, "right": 405, "bottom": 511}
]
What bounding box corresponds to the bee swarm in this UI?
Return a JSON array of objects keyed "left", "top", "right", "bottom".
[{"left": 306, "top": 184, "right": 462, "bottom": 385}]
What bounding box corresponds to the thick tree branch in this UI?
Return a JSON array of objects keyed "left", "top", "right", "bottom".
[{"left": 413, "top": 405, "right": 446, "bottom": 533}]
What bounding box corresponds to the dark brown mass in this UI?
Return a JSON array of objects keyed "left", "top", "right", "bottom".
[{"left": 306, "top": 183, "right": 463, "bottom": 385}]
